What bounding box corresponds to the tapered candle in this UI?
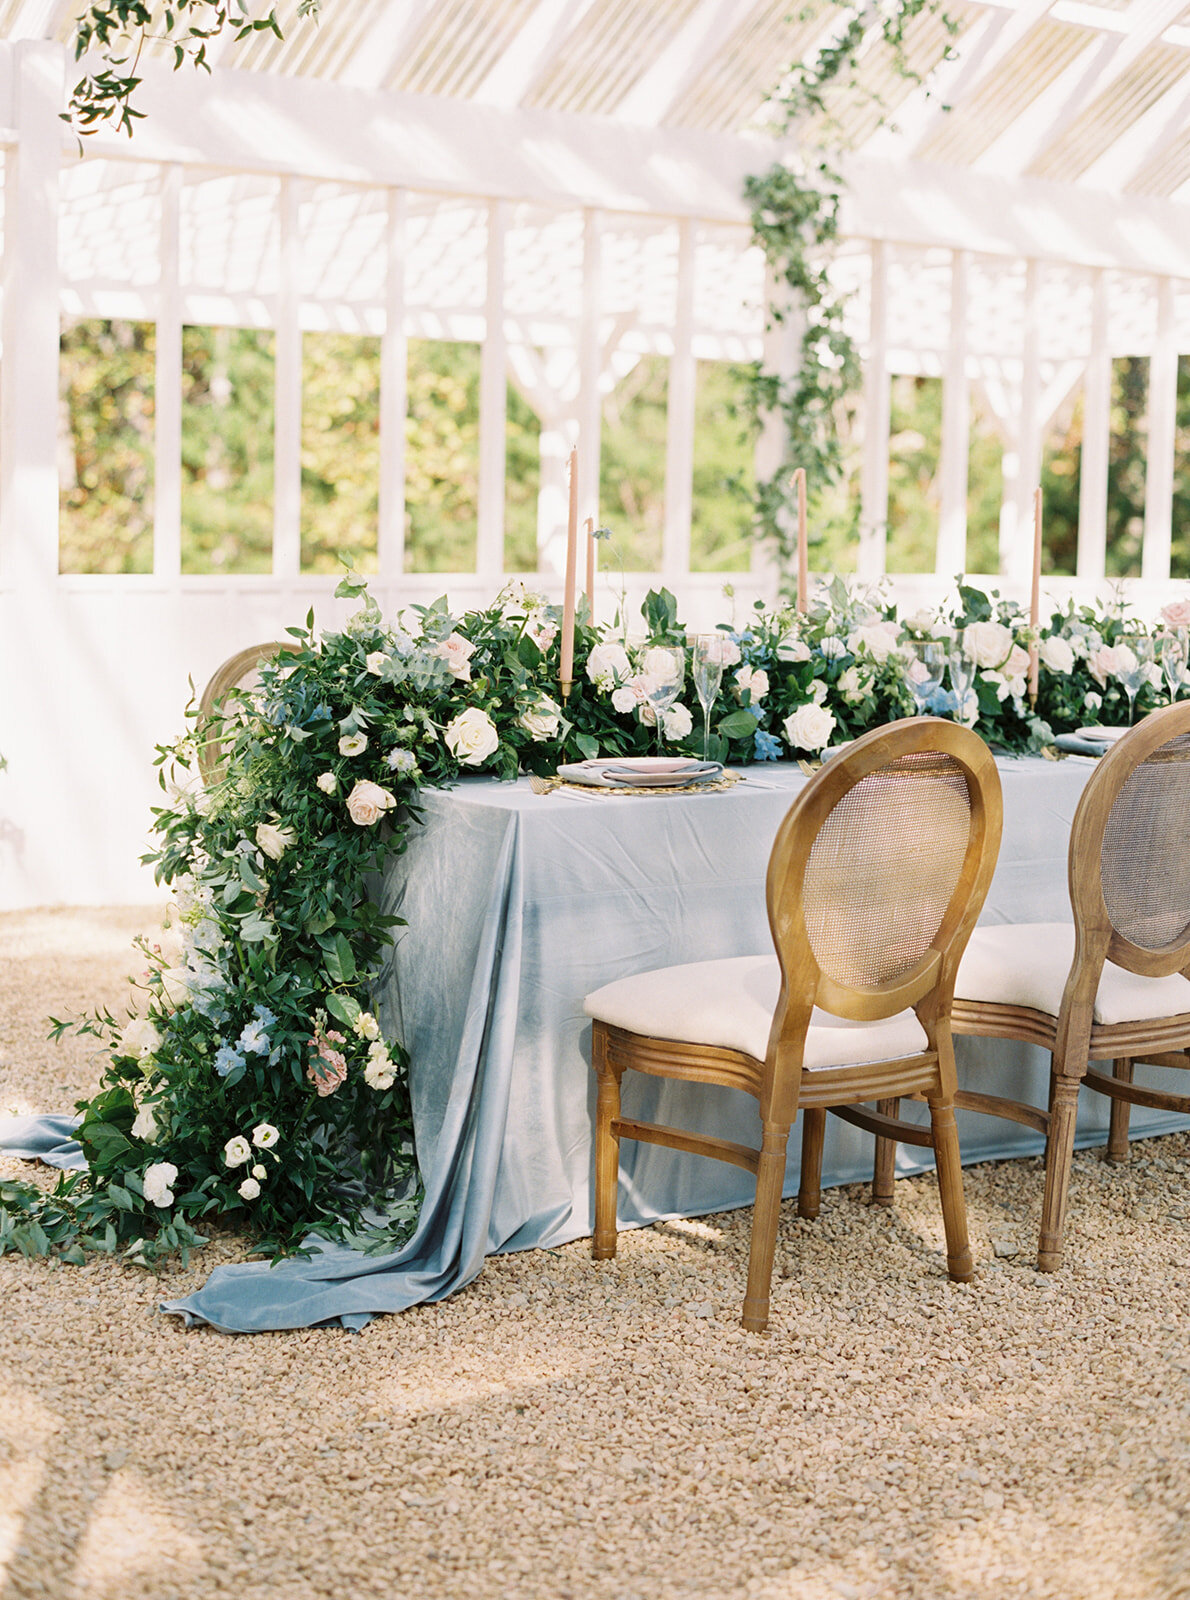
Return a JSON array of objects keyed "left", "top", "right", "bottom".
[
  {"left": 1028, "top": 486, "right": 1042, "bottom": 703},
  {"left": 559, "top": 447, "right": 579, "bottom": 700},
  {"left": 585, "top": 515, "right": 596, "bottom": 617},
  {"left": 794, "top": 468, "right": 808, "bottom": 614}
]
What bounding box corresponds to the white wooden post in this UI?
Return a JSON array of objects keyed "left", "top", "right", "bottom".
[
  {"left": 153, "top": 163, "right": 183, "bottom": 579},
  {"left": 1002, "top": 257, "right": 1042, "bottom": 583},
  {"left": 1142, "top": 274, "right": 1178, "bottom": 582},
  {"left": 378, "top": 186, "right": 408, "bottom": 582},
  {"left": 936, "top": 248, "right": 969, "bottom": 578},
  {"left": 663, "top": 217, "right": 696, "bottom": 587},
  {"left": 0, "top": 41, "right": 63, "bottom": 588},
  {"left": 477, "top": 198, "right": 508, "bottom": 583},
  {"left": 578, "top": 207, "right": 603, "bottom": 527},
  {"left": 752, "top": 258, "right": 802, "bottom": 594},
  {"left": 1077, "top": 269, "right": 1110, "bottom": 582},
  {"left": 273, "top": 177, "right": 303, "bottom": 580},
  {"left": 858, "top": 239, "right": 889, "bottom": 581}
]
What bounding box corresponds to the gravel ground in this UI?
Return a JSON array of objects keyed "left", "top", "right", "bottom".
[{"left": 3, "top": 906, "right": 1190, "bottom": 1600}]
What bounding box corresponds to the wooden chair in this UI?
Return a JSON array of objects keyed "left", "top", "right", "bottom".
[
  {"left": 941, "top": 701, "right": 1190, "bottom": 1272},
  {"left": 583, "top": 718, "right": 1003, "bottom": 1332},
  {"left": 197, "top": 641, "right": 296, "bottom": 783}
]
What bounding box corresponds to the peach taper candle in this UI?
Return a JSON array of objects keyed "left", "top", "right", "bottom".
[
  {"left": 1028, "top": 486, "right": 1042, "bottom": 703},
  {"left": 559, "top": 447, "right": 579, "bottom": 701}
]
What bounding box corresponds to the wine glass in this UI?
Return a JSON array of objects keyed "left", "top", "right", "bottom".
[
  {"left": 905, "top": 640, "right": 945, "bottom": 715},
  {"left": 1117, "top": 635, "right": 1153, "bottom": 724},
  {"left": 948, "top": 635, "right": 977, "bottom": 727},
  {"left": 1161, "top": 629, "right": 1188, "bottom": 704},
  {"left": 638, "top": 644, "right": 686, "bottom": 752},
  {"left": 691, "top": 634, "right": 726, "bottom": 759}
]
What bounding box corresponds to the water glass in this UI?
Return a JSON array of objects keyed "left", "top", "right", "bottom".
[
  {"left": 1118, "top": 635, "right": 1153, "bottom": 724},
  {"left": 905, "top": 640, "right": 945, "bottom": 714},
  {"left": 692, "top": 634, "right": 726, "bottom": 759},
  {"left": 948, "top": 638, "right": 977, "bottom": 727},
  {"left": 1161, "top": 630, "right": 1188, "bottom": 703}
]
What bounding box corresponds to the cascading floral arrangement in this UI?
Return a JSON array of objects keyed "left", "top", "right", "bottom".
[{"left": 1, "top": 571, "right": 1183, "bottom": 1267}]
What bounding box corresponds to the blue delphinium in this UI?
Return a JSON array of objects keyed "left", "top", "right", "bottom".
[
  {"left": 754, "top": 730, "right": 782, "bottom": 762},
  {"left": 214, "top": 1045, "right": 246, "bottom": 1079},
  {"left": 237, "top": 1019, "right": 270, "bottom": 1056}
]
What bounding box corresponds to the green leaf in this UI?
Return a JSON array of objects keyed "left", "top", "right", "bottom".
[
  {"left": 325, "top": 992, "right": 362, "bottom": 1029},
  {"left": 574, "top": 733, "right": 599, "bottom": 761},
  {"left": 324, "top": 933, "right": 356, "bottom": 985},
  {"left": 718, "top": 709, "right": 762, "bottom": 739}
]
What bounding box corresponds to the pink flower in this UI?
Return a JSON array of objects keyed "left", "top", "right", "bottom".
[
  {"left": 307, "top": 1028, "right": 349, "bottom": 1096},
  {"left": 438, "top": 632, "right": 475, "bottom": 681},
  {"left": 1162, "top": 600, "right": 1190, "bottom": 629}
]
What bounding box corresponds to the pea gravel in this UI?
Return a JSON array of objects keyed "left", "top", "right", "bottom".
[{"left": 3, "top": 906, "right": 1190, "bottom": 1600}]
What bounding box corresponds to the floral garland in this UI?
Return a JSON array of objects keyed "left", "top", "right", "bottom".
[{"left": 2, "top": 572, "right": 1184, "bottom": 1267}]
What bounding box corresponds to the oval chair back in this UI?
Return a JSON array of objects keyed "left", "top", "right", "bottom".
[{"left": 197, "top": 641, "right": 297, "bottom": 784}]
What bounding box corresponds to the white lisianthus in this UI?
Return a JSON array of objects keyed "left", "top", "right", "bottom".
[
  {"left": 438, "top": 632, "right": 476, "bottom": 681},
  {"left": 316, "top": 771, "right": 337, "bottom": 795},
  {"left": 784, "top": 702, "right": 836, "bottom": 752},
  {"left": 964, "top": 620, "right": 1014, "bottom": 670},
  {"left": 338, "top": 732, "right": 368, "bottom": 757},
  {"left": 251, "top": 1164, "right": 267, "bottom": 1180},
  {"left": 142, "top": 1161, "right": 178, "bottom": 1208},
  {"left": 518, "top": 698, "right": 561, "bottom": 741},
  {"left": 837, "top": 665, "right": 870, "bottom": 705},
  {"left": 237, "top": 1177, "right": 261, "bottom": 1201},
  {"left": 1038, "top": 635, "right": 1075, "bottom": 674},
  {"left": 819, "top": 635, "right": 847, "bottom": 660},
  {"left": 663, "top": 704, "right": 694, "bottom": 740},
  {"left": 353, "top": 1012, "right": 381, "bottom": 1041},
  {"left": 585, "top": 641, "right": 632, "bottom": 689},
  {"left": 252, "top": 1122, "right": 280, "bottom": 1149},
  {"left": 223, "top": 1135, "right": 252, "bottom": 1168},
  {"left": 256, "top": 821, "right": 298, "bottom": 861},
  {"left": 611, "top": 686, "right": 639, "bottom": 715},
  {"left": 1085, "top": 691, "right": 1103, "bottom": 712},
  {"left": 364, "top": 651, "right": 388, "bottom": 676},
  {"left": 847, "top": 620, "right": 901, "bottom": 663},
  {"left": 444, "top": 707, "right": 500, "bottom": 767},
  {"left": 131, "top": 1103, "right": 159, "bottom": 1143},
  {"left": 736, "top": 665, "right": 769, "bottom": 703},
  {"left": 118, "top": 1016, "right": 161, "bottom": 1059},
  {"left": 345, "top": 779, "right": 398, "bottom": 827}
]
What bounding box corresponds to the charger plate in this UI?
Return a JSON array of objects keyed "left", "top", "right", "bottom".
[{"left": 529, "top": 771, "right": 742, "bottom": 798}]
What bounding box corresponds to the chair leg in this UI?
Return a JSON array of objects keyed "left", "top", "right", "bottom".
[
  {"left": 1038, "top": 1073, "right": 1081, "bottom": 1272},
  {"left": 742, "top": 1121, "right": 791, "bottom": 1333},
  {"left": 927, "top": 1097, "right": 974, "bottom": 1283},
  {"left": 797, "top": 1107, "right": 826, "bottom": 1220},
  {"left": 872, "top": 1098, "right": 899, "bottom": 1206},
  {"left": 592, "top": 1025, "right": 623, "bottom": 1261},
  {"left": 1105, "top": 1057, "right": 1133, "bottom": 1164}
]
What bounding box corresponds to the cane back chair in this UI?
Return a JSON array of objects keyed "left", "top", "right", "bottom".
[
  {"left": 583, "top": 718, "right": 1003, "bottom": 1332},
  {"left": 940, "top": 701, "right": 1190, "bottom": 1272},
  {"left": 197, "top": 641, "right": 297, "bottom": 783}
]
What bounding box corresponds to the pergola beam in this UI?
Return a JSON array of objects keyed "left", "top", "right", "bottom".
[
  {"left": 614, "top": 0, "right": 758, "bottom": 127},
  {"left": 472, "top": 0, "right": 599, "bottom": 109}
]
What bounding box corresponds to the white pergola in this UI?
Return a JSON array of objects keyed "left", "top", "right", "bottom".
[{"left": 2, "top": 0, "right": 1190, "bottom": 907}]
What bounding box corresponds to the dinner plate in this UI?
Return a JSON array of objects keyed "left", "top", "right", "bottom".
[
  {"left": 1074, "top": 726, "right": 1130, "bottom": 744},
  {"left": 556, "top": 757, "right": 723, "bottom": 789}
]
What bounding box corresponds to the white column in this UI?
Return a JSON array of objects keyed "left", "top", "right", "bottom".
[
  {"left": 1002, "top": 258, "right": 1042, "bottom": 583},
  {"left": 273, "top": 176, "right": 302, "bottom": 579},
  {"left": 1077, "top": 270, "right": 1110, "bottom": 582},
  {"left": 1142, "top": 275, "right": 1178, "bottom": 582},
  {"left": 153, "top": 163, "right": 183, "bottom": 579},
  {"left": 663, "top": 217, "right": 696, "bottom": 586},
  {"left": 0, "top": 42, "right": 64, "bottom": 587},
  {"left": 378, "top": 187, "right": 407, "bottom": 582},
  {"left": 476, "top": 199, "right": 508, "bottom": 584},
  {"left": 858, "top": 239, "right": 890, "bottom": 581},
  {"left": 577, "top": 207, "right": 603, "bottom": 525},
  {"left": 936, "top": 249, "right": 969, "bottom": 578}
]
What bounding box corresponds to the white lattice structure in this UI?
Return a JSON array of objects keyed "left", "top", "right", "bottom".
[{"left": 2, "top": 0, "right": 1190, "bottom": 905}]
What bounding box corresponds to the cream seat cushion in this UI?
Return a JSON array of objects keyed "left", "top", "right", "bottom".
[
  {"left": 584, "top": 954, "right": 928, "bottom": 1070},
  {"left": 955, "top": 922, "right": 1190, "bottom": 1025}
]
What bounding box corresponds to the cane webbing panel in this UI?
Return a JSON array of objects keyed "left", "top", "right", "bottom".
[
  {"left": 1101, "top": 731, "right": 1190, "bottom": 950},
  {"left": 802, "top": 752, "right": 972, "bottom": 991}
]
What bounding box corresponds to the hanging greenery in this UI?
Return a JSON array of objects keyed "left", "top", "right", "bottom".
[{"left": 742, "top": 0, "right": 960, "bottom": 582}]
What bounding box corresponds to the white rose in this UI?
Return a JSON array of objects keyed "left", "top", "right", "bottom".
[
  {"left": 1004, "top": 644, "right": 1031, "bottom": 681},
  {"left": 438, "top": 632, "right": 475, "bottom": 682},
  {"left": 663, "top": 704, "right": 693, "bottom": 740},
  {"left": 904, "top": 609, "right": 936, "bottom": 634},
  {"left": 339, "top": 732, "right": 368, "bottom": 757},
  {"left": 316, "top": 772, "right": 338, "bottom": 794},
  {"left": 837, "top": 665, "right": 870, "bottom": 705},
  {"left": 223, "top": 1135, "right": 252, "bottom": 1169},
  {"left": 119, "top": 1016, "right": 161, "bottom": 1059},
  {"left": 736, "top": 666, "right": 769, "bottom": 702},
  {"left": 1038, "top": 636, "right": 1075, "bottom": 674},
  {"left": 444, "top": 707, "right": 500, "bottom": 767},
  {"left": 811, "top": 679, "right": 830, "bottom": 705},
  {"left": 776, "top": 636, "right": 809, "bottom": 664},
  {"left": 256, "top": 821, "right": 297, "bottom": 861},
  {"left": 518, "top": 698, "right": 561, "bottom": 741},
  {"left": 719, "top": 637, "right": 742, "bottom": 667},
  {"left": 964, "top": 620, "right": 1014, "bottom": 670},
  {"left": 142, "top": 1161, "right": 178, "bottom": 1208},
  {"left": 364, "top": 651, "right": 388, "bottom": 676},
  {"left": 345, "top": 779, "right": 397, "bottom": 826},
  {"left": 611, "top": 686, "right": 639, "bottom": 715},
  {"left": 585, "top": 642, "right": 632, "bottom": 688},
  {"left": 252, "top": 1122, "right": 280, "bottom": 1149},
  {"left": 131, "top": 1104, "right": 159, "bottom": 1143},
  {"left": 819, "top": 635, "right": 847, "bottom": 660},
  {"left": 641, "top": 646, "right": 684, "bottom": 681},
  {"left": 237, "top": 1177, "right": 261, "bottom": 1201},
  {"left": 848, "top": 620, "right": 901, "bottom": 663},
  {"left": 784, "top": 702, "right": 836, "bottom": 752}
]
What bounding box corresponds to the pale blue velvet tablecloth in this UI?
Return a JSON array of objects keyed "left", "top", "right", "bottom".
[{"left": 10, "top": 756, "right": 1186, "bottom": 1332}]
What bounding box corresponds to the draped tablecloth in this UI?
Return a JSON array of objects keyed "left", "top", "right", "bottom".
[{"left": 145, "top": 756, "right": 1187, "bottom": 1329}]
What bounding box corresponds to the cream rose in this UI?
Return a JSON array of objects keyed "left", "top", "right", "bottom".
[
  {"left": 142, "top": 1161, "right": 178, "bottom": 1208},
  {"left": 256, "top": 821, "right": 297, "bottom": 861},
  {"left": 611, "top": 686, "right": 639, "bottom": 715},
  {"left": 345, "top": 779, "right": 397, "bottom": 827},
  {"left": 848, "top": 620, "right": 901, "bottom": 663},
  {"left": 439, "top": 632, "right": 476, "bottom": 682},
  {"left": 316, "top": 771, "right": 338, "bottom": 795},
  {"left": 518, "top": 698, "right": 561, "bottom": 741},
  {"left": 736, "top": 666, "right": 769, "bottom": 702},
  {"left": 784, "top": 702, "right": 836, "bottom": 752},
  {"left": 663, "top": 704, "right": 693, "bottom": 740},
  {"left": 1038, "top": 635, "right": 1075, "bottom": 674},
  {"left": 1089, "top": 643, "right": 1136, "bottom": 686},
  {"left": 585, "top": 642, "right": 632, "bottom": 688},
  {"left": 776, "top": 636, "right": 810, "bottom": 664},
  {"left": 444, "top": 707, "right": 500, "bottom": 767},
  {"left": 964, "top": 620, "right": 1014, "bottom": 670},
  {"left": 1162, "top": 600, "right": 1190, "bottom": 629}
]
